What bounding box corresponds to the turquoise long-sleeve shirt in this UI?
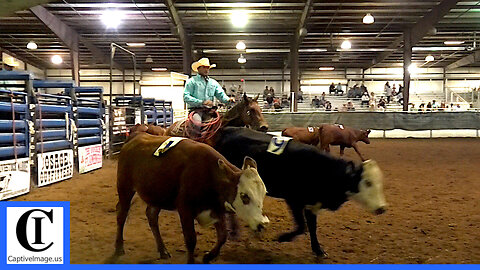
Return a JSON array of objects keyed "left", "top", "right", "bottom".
[{"left": 184, "top": 74, "right": 229, "bottom": 109}]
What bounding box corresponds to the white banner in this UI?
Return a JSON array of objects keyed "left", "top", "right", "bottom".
[
  {"left": 37, "top": 149, "right": 74, "bottom": 187},
  {"left": 78, "top": 144, "right": 103, "bottom": 174},
  {"left": 0, "top": 158, "right": 30, "bottom": 201}
]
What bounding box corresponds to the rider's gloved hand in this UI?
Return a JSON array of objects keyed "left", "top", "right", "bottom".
[{"left": 203, "top": 100, "right": 214, "bottom": 107}]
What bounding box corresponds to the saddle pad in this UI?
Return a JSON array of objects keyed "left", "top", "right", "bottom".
[
  {"left": 153, "top": 137, "right": 187, "bottom": 156},
  {"left": 267, "top": 136, "right": 293, "bottom": 155}
]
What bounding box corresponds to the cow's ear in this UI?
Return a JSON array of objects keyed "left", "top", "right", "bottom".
[
  {"left": 346, "top": 160, "right": 356, "bottom": 177},
  {"left": 366, "top": 129, "right": 371, "bottom": 134},
  {"left": 242, "top": 156, "right": 257, "bottom": 170},
  {"left": 253, "top": 94, "right": 259, "bottom": 102},
  {"left": 243, "top": 93, "right": 249, "bottom": 103}
]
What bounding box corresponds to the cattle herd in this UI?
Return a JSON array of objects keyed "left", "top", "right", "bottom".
[{"left": 111, "top": 101, "right": 386, "bottom": 264}]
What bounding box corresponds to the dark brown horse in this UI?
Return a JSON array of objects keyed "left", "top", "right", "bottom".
[{"left": 165, "top": 93, "right": 268, "bottom": 142}]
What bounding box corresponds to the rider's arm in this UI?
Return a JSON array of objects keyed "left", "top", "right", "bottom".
[
  {"left": 213, "top": 81, "right": 230, "bottom": 104},
  {"left": 183, "top": 79, "right": 203, "bottom": 107}
]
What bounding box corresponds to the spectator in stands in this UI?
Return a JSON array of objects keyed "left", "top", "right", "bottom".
[
  {"left": 392, "top": 84, "right": 397, "bottom": 96},
  {"left": 347, "top": 100, "right": 355, "bottom": 111},
  {"left": 269, "top": 86, "right": 275, "bottom": 98},
  {"left": 263, "top": 86, "right": 270, "bottom": 99},
  {"left": 325, "top": 101, "right": 332, "bottom": 111},
  {"left": 340, "top": 104, "right": 348, "bottom": 112},
  {"left": 329, "top": 82, "right": 336, "bottom": 95},
  {"left": 336, "top": 82, "right": 344, "bottom": 95},
  {"left": 431, "top": 100, "right": 438, "bottom": 111},
  {"left": 320, "top": 92, "right": 327, "bottom": 106},
  {"left": 439, "top": 101, "right": 446, "bottom": 111},
  {"left": 369, "top": 92, "right": 376, "bottom": 108},
  {"left": 281, "top": 96, "right": 289, "bottom": 108},
  {"left": 312, "top": 96, "right": 321, "bottom": 108},
  {"left": 396, "top": 90, "right": 404, "bottom": 105},
  {"left": 266, "top": 94, "right": 274, "bottom": 107},
  {"left": 361, "top": 92, "right": 370, "bottom": 107},
  {"left": 385, "top": 82, "right": 392, "bottom": 103},
  {"left": 273, "top": 98, "right": 282, "bottom": 111},
  {"left": 378, "top": 96, "right": 387, "bottom": 110},
  {"left": 409, "top": 103, "right": 416, "bottom": 111},
  {"left": 297, "top": 89, "right": 304, "bottom": 102},
  {"left": 360, "top": 83, "right": 368, "bottom": 95},
  {"left": 228, "top": 83, "right": 237, "bottom": 97},
  {"left": 419, "top": 103, "right": 425, "bottom": 112},
  {"left": 426, "top": 102, "right": 432, "bottom": 111}
]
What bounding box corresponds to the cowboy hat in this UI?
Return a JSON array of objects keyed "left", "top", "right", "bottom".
[{"left": 191, "top": 58, "right": 216, "bottom": 72}]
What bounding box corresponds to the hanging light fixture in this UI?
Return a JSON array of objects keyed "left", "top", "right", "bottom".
[
  {"left": 319, "top": 67, "right": 335, "bottom": 71},
  {"left": 51, "top": 55, "right": 63, "bottom": 65},
  {"left": 425, "top": 55, "right": 435, "bottom": 62},
  {"left": 236, "top": 41, "right": 246, "bottom": 50},
  {"left": 231, "top": 10, "right": 248, "bottom": 27},
  {"left": 341, "top": 40, "right": 352, "bottom": 49},
  {"left": 408, "top": 63, "right": 418, "bottom": 73},
  {"left": 101, "top": 9, "right": 124, "bottom": 29},
  {"left": 238, "top": 54, "right": 246, "bottom": 64},
  {"left": 363, "top": 13, "right": 374, "bottom": 24},
  {"left": 27, "top": 41, "right": 37, "bottom": 50},
  {"left": 145, "top": 55, "right": 153, "bottom": 63}
]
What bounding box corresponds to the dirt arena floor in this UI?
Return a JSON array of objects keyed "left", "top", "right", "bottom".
[{"left": 13, "top": 138, "right": 480, "bottom": 264}]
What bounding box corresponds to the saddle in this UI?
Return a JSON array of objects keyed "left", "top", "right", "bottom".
[{"left": 170, "top": 107, "right": 221, "bottom": 142}]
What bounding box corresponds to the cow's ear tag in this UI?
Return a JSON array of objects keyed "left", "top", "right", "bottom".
[{"left": 224, "top": 202, "right": 236, "bottom": 213}]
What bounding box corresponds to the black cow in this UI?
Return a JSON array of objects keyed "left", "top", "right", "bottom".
[{"left": 212, "top": 127, "right": 387, "bottom": 258}]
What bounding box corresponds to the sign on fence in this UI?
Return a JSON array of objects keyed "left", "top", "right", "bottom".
[
  {"left": 112, "top": 108, "right": 127, "bottom": 135},
  {"left": 37, "top": 149, "right": 74, "bottom": 187},
  {"left": 0, "top": 158, "right": 30, "bottom": 201},
  {"left": 78, "top": 144, "right": 102, "bottom": 174}
]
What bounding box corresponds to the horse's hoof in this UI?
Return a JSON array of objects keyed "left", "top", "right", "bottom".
[
  {"left": 314, "top": 249, "right": 328, "bottom": 259},
  {"left": 160, "top": 250, "right": 171, "bottom": 259},
  {"left": 202, "top": 253, "right": 215, "bottom": 264},
  {"left": 277, "top": 233, "right": 294, "bottom": 242}
]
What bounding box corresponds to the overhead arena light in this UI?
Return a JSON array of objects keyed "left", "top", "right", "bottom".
[
  {"left": 27, "top": 41, "right": 37, "bottom": 50},
  {"left": 126, "top": 42, "right": 146, "bottom": 47},
  {"left": 101, "top": 9, "right": 123, "bottom": 29},
  {"left": 363, "top": 13, "right": 374, "bottom": 24},
  {"left": 425, "top": 55, "right": 435, "bottom": 62},
  {"left": 231, "top": 10, "right": 248, "bottom": 27},
  {"left": 51, "top": 55, "right": 63, "bottom": 65},
  {"left": 444, "top": 41, "right": 464, "bottom": 45},
  {"left": 152, "top": 67, "right": 167, "bottom": 71},
  {"left": 319, "top": 67, "right": 335, "bottom": 71},
  {"left": 238, "top": 54, "right": 246, "bottom": 64},
  {"left": 408, "top": 63, "right": 418, "bottom": 74},
  {"left": 236, "top": 41, "right": 246, "bottom": 50},
  {"left": 341, "top": 40, "right": 352, "bottom": 50}
]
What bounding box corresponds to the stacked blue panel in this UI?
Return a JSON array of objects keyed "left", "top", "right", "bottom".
[{"left": 70, "top": 87, "right": 104, "bottom": 147}]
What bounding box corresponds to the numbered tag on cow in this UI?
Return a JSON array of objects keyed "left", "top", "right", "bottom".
[
  {"left": 267, "top": 136, "right": 293, "bottom": 155},
  {"left": 153, "top": 137, "right": 186, "bottom": 156}
]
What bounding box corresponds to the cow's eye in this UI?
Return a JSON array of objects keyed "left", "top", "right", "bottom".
[
  {"left": 240, "top": 192, "right": 250, "bottom": 205},
  {"left": 365, "top": 180, "right": 372, "bottom": 187},
  {"left": 246, "top": 110, "right": 251, "bottom": 116}
]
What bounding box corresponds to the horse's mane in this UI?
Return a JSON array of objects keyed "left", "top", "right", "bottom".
[{"left": 221, "top": 97, "right": 255, "bottom": 127}]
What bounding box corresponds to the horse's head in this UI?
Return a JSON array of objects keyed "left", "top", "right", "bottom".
[{"left": 224, "top": 93, "right": 268, "bottom": 132}]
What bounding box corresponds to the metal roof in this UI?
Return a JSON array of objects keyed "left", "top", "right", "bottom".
[{"left": 0, "top": 0, "right": 479, "bottom": 71}]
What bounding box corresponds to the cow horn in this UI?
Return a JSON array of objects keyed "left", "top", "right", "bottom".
[
  {"left": 224, "top": 202, "right": 236, "bottom": 213},
  {"left": 253, "top": 94, "right": 259, "bottom": 102}
]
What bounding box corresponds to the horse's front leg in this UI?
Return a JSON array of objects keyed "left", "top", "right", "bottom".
[{"left": 203, "top": 214, "right": 227, "bottom": 264}]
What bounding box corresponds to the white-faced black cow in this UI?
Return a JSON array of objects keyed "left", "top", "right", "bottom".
[{"left": 212, "top": 127, "right": 387, "bottom": 258}]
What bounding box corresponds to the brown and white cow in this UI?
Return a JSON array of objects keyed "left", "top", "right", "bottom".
[
  {"left": 111, "top": 133, "right": 269, "bottom": 264},
  {"left": 282, "top": 124, "right": 371, "bottom": 161}
]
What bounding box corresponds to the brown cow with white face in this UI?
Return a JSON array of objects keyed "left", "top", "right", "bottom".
[
  {"left": 111, "top": 133, "right": 268, "bottom": 264},
  {"left": 282, "top": 124, "right": 371, "bottom": 161}
]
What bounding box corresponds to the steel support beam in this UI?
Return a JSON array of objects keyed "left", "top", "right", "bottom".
[
  {"left": 183, "top": 35, "right": 193, "bottom": 76},
  {"left": 446, "top": 49, "right": 480, "bottom": 70},
  {"left": 165, "top": 0, "right": 187, "bottom": 47},
  {"left": 70, "top": 49, "right": 80, "bottom": 86},
  {"left": 0, "top": 0, "right": 53, "bottom": 16},
  {"left": 290, "top": 34, "right": 300, "bottom": 112},
  {"left": 367, "top": 0, "right": 461, "bottom": 69},
  {"left": 403, "top": 29, "right": 412, "bottom": 112},
  {"left": 30, "top": 5, "right": 123, "bottom": 70}
]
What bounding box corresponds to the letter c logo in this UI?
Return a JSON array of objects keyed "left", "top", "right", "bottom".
[{"left": 16, "top": 209, "right": 54, "bottom": 252}]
